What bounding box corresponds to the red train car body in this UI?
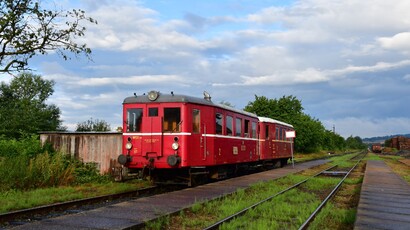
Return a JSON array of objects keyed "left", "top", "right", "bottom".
[{"left": 118, "top": 91, "right": 294, "bottom": 185}]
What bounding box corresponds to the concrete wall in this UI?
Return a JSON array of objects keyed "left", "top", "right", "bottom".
[{"left": 39, "top": 132, "right": 122, "bottom": 174}]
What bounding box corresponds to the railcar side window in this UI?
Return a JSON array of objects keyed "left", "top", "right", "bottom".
[
  {"left": 265, "top": 125, "right": 269, "bottom": 139},
  {"left": 276, "top": 127, "right": 279, "bottom": 140},
  {"left": 226, "top": 116, "right": 233, "bottom": 136},
  {"left": 216, "top": 113, "right": 223, "bottom": 135},
  {"left": 251, "top": 122, "right": 257, "bottom": 138},
  {"left": 279, "top": 128, "right": 283, "bottom": 140},
  {"left": 244, "top": 119, "right": 250, "bottom": 137},
  {"left": 192, "top": 109, "right": 200, "bottom": 133},
  {"left": 149, "top": 108, "right": 158, "bottom": 117},
  {"left": 163, "top": 108, "right": 181, "bottom": 132},
  {"left": 127, "top": 108, "right": 143, "bottom": 132},
  {"left": 235, "top": 118, "right": 242, "bottom": 136}
]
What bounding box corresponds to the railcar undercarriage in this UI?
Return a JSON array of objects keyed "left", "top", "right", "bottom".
[{"left": 115, "top": 158, "right": 289, "bottom": 186}]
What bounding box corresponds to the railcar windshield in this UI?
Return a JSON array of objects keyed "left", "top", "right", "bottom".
[
  {"left": 127, "top": 108, "right": 143, "bottom": 132},
  {"left": 163, "top": 108, "right": 181, "bottom": 132}
]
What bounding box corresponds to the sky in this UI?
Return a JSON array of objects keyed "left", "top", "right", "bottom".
[{"left": 3, "top": 0, "right": 410, "bottom": 138}]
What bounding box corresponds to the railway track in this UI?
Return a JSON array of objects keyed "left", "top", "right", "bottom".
[
  {"left": 1, "top": 153, "right": 363, "bottom": 229},
  {"left": 0, "top": 185, "right": 178, "bottom": 228},
  {"left": 203, "top": 151, "right": 366, "bottom": 230}
]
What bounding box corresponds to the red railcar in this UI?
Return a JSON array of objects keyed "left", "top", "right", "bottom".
[
  {"left": 118, "top": 91, "right": 294, "bottom": 185},
  {"left": 258, "top": 117, "right": 294, "bottom": 167}
]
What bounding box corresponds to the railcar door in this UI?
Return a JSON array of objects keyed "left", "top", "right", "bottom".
[
  {"left": 143, "top": 105, "right": 163, "bottom": 157},
  {"left": 262, "top": 123, "right": 273, "bottom": 159},
  {"left": 191, "top": 108, "right": 206, "bottom": 162}
]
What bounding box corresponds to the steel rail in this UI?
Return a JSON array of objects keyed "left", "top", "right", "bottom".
[
  {"left": 298, "top": 152, "right": 366, "bottom": 230},
  {"left": 203, "top": 165, "right": 338, "bottom": 230},
  {"left": 0, "top": 185, "right": 159, "bottom": 224}
]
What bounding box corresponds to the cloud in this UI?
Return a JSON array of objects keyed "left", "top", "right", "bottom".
[
  {"left": 324, "top": 117, "right": 410, "bottom": 138},
  {"left": 214, "top": 68, "right": 326, "bottom": 86},
  {"left": 214, "top": 59, "right": 410, "bottom": 86},
  {"left": 378, "top": 32, "right": 410, "bottom": 52},
  {"left": 29, "top": 0, "right": 410, "bottom": 138}
]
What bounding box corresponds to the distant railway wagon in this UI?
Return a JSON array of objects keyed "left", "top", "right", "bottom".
[
  {"left": 118, "top": 91, "right": 294, "bottom": 185},
  {"left": 371, "top": 143, "right": 382, "bottom": 153}
]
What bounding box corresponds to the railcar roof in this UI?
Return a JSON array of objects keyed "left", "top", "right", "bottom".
[
  {"left": 258, "top": 116, "right": 294, "bottom": 128},
  {"left": 123, "top": 92, "right": 258, "bottom": 118}
]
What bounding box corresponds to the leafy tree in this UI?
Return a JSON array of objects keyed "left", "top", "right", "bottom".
[
  {"left": 76, "top": 118, "right": 111, "bottom": 132},
  {"left": 0, "top": 72, "right": 65, "bottom": 138},
  {"left": 292, "top": 114, "right": 325, "bottom": 153},
  {"left": 244, "top": 95, "right": 303, "bottom": 124},
  {"left": 0, "top": 0, "right": 97, "bottom": 73},
  {"left": 323, "top": 130, "right": 346, "bottom": 151},
  {"left": 346, "top": 136, "right": 366, "bottom": 149},
  {"left": 244, "top": 95, "right": 276, "bottom": 118}
]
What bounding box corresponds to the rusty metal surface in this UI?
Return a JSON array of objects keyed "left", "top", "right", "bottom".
[
  {"left": 12, "top": 159, "right": 329, "bottom": 230},
  {"left": 40, "top": 132, "right": 122, "bottom": 174},
  {"left": 354, "top": 160, "right": 410, "bottom": 230}
]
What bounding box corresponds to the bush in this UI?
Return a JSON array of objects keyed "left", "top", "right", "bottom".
[
  {"left": 0, "top": 135, "right": 51, "bottom": 158},
  {"left": 0, "top": 135, "right": 110, "bottom": 192},
  {"left": 0, "top": 152, "right": 75, "bottom": 191},
  {"left": 73, "top": 161, "right": 110, "bottom": 184}
]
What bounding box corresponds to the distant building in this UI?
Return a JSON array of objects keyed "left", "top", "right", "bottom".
[{"left": 387, "top": 136, "right": 410, "bottom": 151}]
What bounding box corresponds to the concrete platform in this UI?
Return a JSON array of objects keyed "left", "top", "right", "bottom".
[{"left": 354, "top": 160, "right": 410, "bottom": 230}]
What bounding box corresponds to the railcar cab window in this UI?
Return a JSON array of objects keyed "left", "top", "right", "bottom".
[
  {"left": 226, "top": 115, "right": 233, "bottom": 136},
  {"left": 192, "top": 109, "right": 200, "bottom": 133},
  {"left": 235, "top": 118, "right": 242, "bottom": 136},
  {"left": 149, "top": 108, "right": 158, "bottom": 117},
  {"left": 127, "top": 108, "right": 143, "bottom": 132},
  {"left": 215, "top": 113, "right": 223, "bottom": 135},
  {"left": 163, "top": 108, "right": 181, "bottom": 132}
]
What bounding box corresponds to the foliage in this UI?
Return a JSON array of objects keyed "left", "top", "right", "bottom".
[
  {"left": 76, "top": 118, "right": 111, "bottom": 132},
  {"left": 345, "top": 136, "right": 366, "bottom": 149},
  {"left": 292, "top": 114, "right": 325, "bottom": 153},
  {"left": 0, "top": 0, "right": 97, "bottom": 73},
  {"left": 0, "top": 152, "right": 75, "bottom": 191},
  {"left": 0, "top": 135, "right": 110, "bottom": 192},
  {"left": 323, "top": 130, "right": 346, "bottom": 151},
  {"left": 0, "top": 180, "right": 150, "bottom": 213},
  {"left": 0, "top": 72, "right": 66, "bottom": 139},
  {"left": 245, "top": 95, "right": 303, "bottom": 123},
  {"left": 0, "top": 134, "right": 47, "bottom": 158}
]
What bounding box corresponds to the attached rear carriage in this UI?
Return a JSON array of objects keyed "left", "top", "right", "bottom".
[{"left": 118, "top": 91, "right": 294, "bottom": 185}]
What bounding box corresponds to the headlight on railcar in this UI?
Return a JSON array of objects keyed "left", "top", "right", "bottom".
[
  {"left": 147, "top": 90, "right": 159, "bottom": 101},
  {"left": 125, "top": 142, "right": 133, "bottom": 150},
  {"left": 171, "top": 142, "right": 179, "bottom": 150}
]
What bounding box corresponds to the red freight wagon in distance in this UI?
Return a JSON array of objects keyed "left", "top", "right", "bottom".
[{"left": 118, "top": 90, "right": 294, "bottom": 186}]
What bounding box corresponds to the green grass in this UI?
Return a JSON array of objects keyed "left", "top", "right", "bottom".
[
  {"left": 0, "top": 180, "right": 150, "bottom": 213},
  {"left": 309, "top": 203, "right": 356, "bottom": 229}
]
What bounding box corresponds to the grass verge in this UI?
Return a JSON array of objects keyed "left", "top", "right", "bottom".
[{"left": 0, "top": 180, "right": 151, "bottom": 213}]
